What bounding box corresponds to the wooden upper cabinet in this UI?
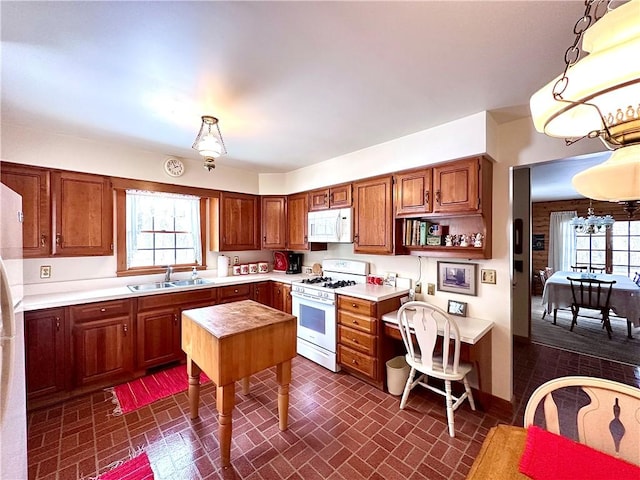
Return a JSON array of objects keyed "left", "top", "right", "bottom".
[
  {"left": 353, "top": 176, "right": 394, "bottom": 255},
  {"left": 287, "top": 192, "right": 308, "bottom": 250},
  {"left": 432, "top": 157, "right": 481, "bottom": 214},
  {"left": 51, "top": 171, "right": 113, "bottom": 256},
  {"left": 395, "top": 169, "right": 432, "bottom": 216},
  {"left": 309, "top": 183, "right": 352, "bottom": 211},
  {"left": 261, "top": 196, "right": 287, "bottom": 250},
  {"left": 0, "top": 163, "right": 51, "bottom": 258},
  {"left": 212, "top": 191, "right": 261, "bottom": 251}
]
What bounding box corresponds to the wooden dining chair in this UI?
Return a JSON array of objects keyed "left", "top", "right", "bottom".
[
  {"left": 590, "top": 266, "right": 606, "bottom": 274},
  {"left": 524, "top": 376, "right": 640, "bottom": 466},
  {"left": 571, "top": 265, "right": 588, "bottom": 272},
  {"left": 567, "top": 277, "right": 616, "bottom": 338},
  {"left": 633, "top": 271, "right": 640, "bottom": 286},
  {"left": 396, "top": 301, "right": 476, "bottom": 438},
  {"left": 538, "top": 270, "right": 552, "bottom": 320}
]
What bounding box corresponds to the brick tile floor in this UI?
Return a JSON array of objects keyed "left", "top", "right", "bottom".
[{"left": 27, "top": 342, "right": 640, "bottom": 479}]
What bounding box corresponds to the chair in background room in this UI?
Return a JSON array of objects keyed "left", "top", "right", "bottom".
[
  {"left": 590, "top": 266, "right": 606, "bottom": 274},
  {"left": 633, "top": 271, "right": 640, "bottom": 286},
  {"left": 524, "top": 376, "right": 640, "bottom": 466},
  {"left": 538, "top": 270, "right": 551, "bottom": 319},
  {"left": 567, "top": 277, "right": 616, "bottom": 338},
  {"left": 396, "top": 301, "right": 475, "bottom": 438},
  {"left": 571, "top": 265, "right": 588, "bottom": 272}
]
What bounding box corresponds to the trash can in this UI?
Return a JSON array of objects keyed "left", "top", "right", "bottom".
[{"left": 386, "top": 355, "right": 410, "bottom": 396}]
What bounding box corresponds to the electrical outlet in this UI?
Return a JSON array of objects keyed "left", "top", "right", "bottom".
[
  {"left": 427, "top": 283, "right": 435, "bottom": 295},
  {"left": 414, "top": 282, "right": 422, "bottom": 294},
  {"left": 40, "top": 265, "right": 51, "bottom": 279},
  {"left": 233, "top": 256, "right": 239, "bottom": 265}
]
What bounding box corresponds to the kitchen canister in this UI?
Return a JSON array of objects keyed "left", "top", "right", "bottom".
[
  {"left": 232, "top": 265, "right": 241, "bottom": 276},
  {"left": 258, "top": 261, "right": 269, "bottom": 273},
  {"left": 217, "top": 255, "right": 229, "bottom": 277},
  {"left": 249, "top": 263, "right": 258, "bottom": 274},
  {"left": 240, "top": 264, "right": 249, "bottom": 275}
]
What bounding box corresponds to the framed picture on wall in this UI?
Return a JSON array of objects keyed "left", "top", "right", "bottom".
[
  {"left": 532, "top": 234, "right": 545, "bottom": 251},
  {"left": 437, "top": 262, "right": 477, "bottom": 296}
]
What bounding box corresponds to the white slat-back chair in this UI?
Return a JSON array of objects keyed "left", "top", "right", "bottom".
[
  {"left": 524, "top": 376, "right": 640, "bottom": 465},
  {"left": 397, "top": 301, "right": 475, "bottom": 437}
]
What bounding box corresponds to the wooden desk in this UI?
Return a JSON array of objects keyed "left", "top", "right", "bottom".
[
  {"left": 381, "top": 310, "right": 494, "bottom": 405},
  {"left": 542, "top": 271, "right": 640, "bottom": 338},
  {"left": 181, "top": 300, "right": 297, "bottom": 467}
]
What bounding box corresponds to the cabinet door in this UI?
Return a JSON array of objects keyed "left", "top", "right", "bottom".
[
  {"left": 1, "top": 163, "right": 51, "bottom": 257},
  {"left": 309, "top": 188, "right": 329, "bottom": 211},
  {"left": 329, "top": 184, "right": 352, "bottom": 209},
  {"left": 136, "top": 307, "right": 181, "bottom": 369},
  {"left": 433, "top": 158, "right": 479, "bottom": 213},
  {"left": 395, "top": 169, "right": 432, "bottom": 216},
  {"left": 353, "top": 176, "right": 394, "bottom": 254},
  {"left": 261, "top": 196, "right": 287, "bottom": 250},
  {"left": 219, "top": 192, "right": 261, "bottom": 250},
  {"left": 25, "top": 308, "right": 66, "bottom": 398},
  {"left": 287, "top": 192, "right": 308, "bottom": 250},
  {"left": 271, "top": 282, "right": 289, "bottom": 312},
  {"left": 51, "top": 171, "right": 113, "bottom": 256},
  {"left": 73, "top": 315, "right": 133, "bottom": 386},
  {"left": 252, "top": 281, "right": 272, "bottom": 306}
]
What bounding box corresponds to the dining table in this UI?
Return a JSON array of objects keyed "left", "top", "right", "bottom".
[
  {"left": 181, "top": 300, "right": 297, "bottom": 467},
  {"left": 542, "top": 271, "right": 640, "bottom": 338}
]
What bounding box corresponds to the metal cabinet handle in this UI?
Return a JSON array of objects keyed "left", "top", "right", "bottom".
[
  {"left": 435, "top": 190, "right": 441, "bottom": 204},
  {"left": 55, "top": 317, "right": 60, "bottom": 331},
  {"left": 56, "top": 233, "right": 62, "bottom": 246},
  {"left": 263, "top": 235, "right": 267, "bottom": 242},
  {"left": 352, "top": 338, "right": 358, "bottom": 343},
  {"left": 234, "top": 289, "right": 239, "bottom": 293},
  {"left": 123, "top": 324, "right": 128, "bottom": 334},
  {"left": 173, "top": 313, "right": 178, "bottom": 325},
  {"left": 352, "top": 320, "right": 357, "bottom": 324},
  {"left": 424, "top": 191, "right": 430, "bottom": 206},
  {"left": 100, "top": 308, "right": 106, "bottom": 312},
  {"left": 352, "top": 303, "right": 357, "bottom": 308},
  {"left": 352, "top": 359, "right": 358, "bottom": 365},
  {"left": 40, "top": 235, "right": 46, "bottom": 247}
]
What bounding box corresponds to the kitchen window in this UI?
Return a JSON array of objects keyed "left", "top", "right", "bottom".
[
  {"left": 115, "top": 188, "right": 207, "bottom": 276},
  {"left": 573, "top": 220, "right": 640, "bottom": 276}
]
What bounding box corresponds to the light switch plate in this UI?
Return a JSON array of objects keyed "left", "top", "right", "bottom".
[
  {"left": 233, "top": 256, "right": 240, "bottom": 265},
  {"left": 427, "top": 283, "right": 435, "bottom": 295}
]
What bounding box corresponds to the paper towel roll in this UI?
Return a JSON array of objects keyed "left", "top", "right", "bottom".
[{"left": 217, "top": 255, "right": 229, "bottom": 277}]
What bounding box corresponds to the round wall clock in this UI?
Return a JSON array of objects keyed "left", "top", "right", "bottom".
[{"left": 163, "top": 157, "right": 185, "bottom": 177}]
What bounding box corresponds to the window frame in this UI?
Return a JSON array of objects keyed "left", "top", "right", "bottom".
[
  {"left": 573, "top": 220, "right": 640, "bottom": 275},
  {"left": 115, "top": 185, "right": 208, "bottom": 277}
]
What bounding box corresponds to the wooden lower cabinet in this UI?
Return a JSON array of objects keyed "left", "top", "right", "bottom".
[
  {"left": 25, "top": 308, "right": 67, "bottom": 399},
  {"left": 218, "top": 283, "right": 252, "bottom": 304},
  {"left": 70, "top": 299, "right": 134, "bottom": 387},
  {"left": 272, "top": 282, "right": 292, "bottom": 314},
  {"left": 337, "top": 294, "right": 401, "bottom": 389},
  {"left": 252, "top": 281, "right": 272, "bottom": 305}
]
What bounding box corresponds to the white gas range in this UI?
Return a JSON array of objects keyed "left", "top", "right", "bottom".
[{"left": 290, "top": 258, "right": 369, "bottom": 372}]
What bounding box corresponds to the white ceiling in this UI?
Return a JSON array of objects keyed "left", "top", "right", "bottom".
[{"left": 1, "top": 1, "right": 604, "bottom": 199}]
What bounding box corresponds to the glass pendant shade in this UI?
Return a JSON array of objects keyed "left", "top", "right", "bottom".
[
  {"left": 570, "top": 205, "right": 615, "bottom": 234},
  {"left": 529, "top": 0, "right": 640, "bottom": 146},
  {"left": 192, "top": 115, "right": 226, "bottom": 160},
  {"left": 572, "top": 144, "right": 640, "bottom": 201}
]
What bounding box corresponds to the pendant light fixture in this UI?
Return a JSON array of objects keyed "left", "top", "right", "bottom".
[
  {"left": 569, "top": 201, "right": 615, "bottom": 234},
  {"left": 530, "top": 0, "right": 640, "bottom": 215},
  {"left": 192, "top": 115, "right": 227, "bottom": 171}
]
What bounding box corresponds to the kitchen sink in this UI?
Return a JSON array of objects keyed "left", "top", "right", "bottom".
[{"left": 127, "top": 278, "right": 212, "bottom": 292}]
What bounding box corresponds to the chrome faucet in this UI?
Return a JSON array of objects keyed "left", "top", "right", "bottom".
[{"left": 164, "top": 265, "right": 173, "bottom": 282}]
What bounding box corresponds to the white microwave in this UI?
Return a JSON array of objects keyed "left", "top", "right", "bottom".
[{"left": 307, "top": 208, "right": 353, "bottom": 243}]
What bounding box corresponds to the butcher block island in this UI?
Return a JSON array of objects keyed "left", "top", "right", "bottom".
[{"left": 181, "top": 300, "right": 297, "bottom": 467}]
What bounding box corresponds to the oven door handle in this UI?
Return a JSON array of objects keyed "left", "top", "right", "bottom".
[{"left": 291, "top": 292, "right": 335, "bottom": 306}]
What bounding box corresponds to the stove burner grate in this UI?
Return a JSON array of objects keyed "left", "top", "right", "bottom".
[
  {"left": 300, "top": 276, "right": 332, "bottom": 284},
  {"left": 324, "top": 280, "right": 357, "bottom": 289}
]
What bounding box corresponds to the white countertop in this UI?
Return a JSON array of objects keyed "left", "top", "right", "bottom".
[
  {"left": 22, "top": 272, "right": 310, "bottom": 311},
  {"left": 381, "top": 309, "right": 494, "bottom": 344},
  {"left": 336, "top": 284, "right": 410, "bottom": 302}
]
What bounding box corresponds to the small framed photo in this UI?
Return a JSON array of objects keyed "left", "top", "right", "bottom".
[
  {"left": 481, "top": 269, "right": 496, "bottom": 284},
  {"left": 437, "top": 262, "right": 477, "bottom": 296},
  {"left": 447, "top": 299, "right": 467, "bottom": 317}
]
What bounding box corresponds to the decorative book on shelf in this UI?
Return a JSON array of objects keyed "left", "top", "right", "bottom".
[{"left": 401, "top": 219, "right": 445, "bottom": 246}]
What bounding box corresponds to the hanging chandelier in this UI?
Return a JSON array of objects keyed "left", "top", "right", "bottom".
[
  {"left": 570, "top": 202, "right": 615, "bottom": 234},
  {"left": 530, "top": 0, "right": 640, "bottom": 215},
  {"left": 192, "top": 115, "right": 227, "bottom": 171}
]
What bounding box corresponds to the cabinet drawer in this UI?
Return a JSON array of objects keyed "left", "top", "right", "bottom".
[
  {"left": 338, "top": 345, "right": 376, "bottom": 379},
  {"left": 218, "top": 283, "right": 252, "bottom": 303},
  {"left": 70, "top": 299, "right": 132, "bottom": 322},
  {"left": 338, "top": 296, "right": 376, "bottom": 316},
  {"left": 338, "top": 325, "right": 376, "bottom": 355},
  {"left": 338, "top": 310, "right": 376, "bottom": 334}
]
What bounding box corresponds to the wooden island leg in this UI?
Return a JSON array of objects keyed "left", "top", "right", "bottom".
[
  {"left": 276, "top": 359, "right": 291, "bottom": 431},
  {"left": 241, "top": 376, "right": 250, "bottom": 395},
  {"left": 217, "top": 383, "right": 235, "bottom": 467},
  {"left": 186, "top": 357, "right": 202, "bottom": 419}
]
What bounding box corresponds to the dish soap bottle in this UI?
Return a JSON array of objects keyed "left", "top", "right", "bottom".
[{"left": 191, "top": 266, "right": 198, "bottom": 280}]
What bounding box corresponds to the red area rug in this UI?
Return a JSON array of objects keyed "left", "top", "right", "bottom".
[
  {"left": 98, "top": 452, "right": 154, "bottom": 480},
  {"left": 108, "top": 365, "right": 210, "bottom": 415}
]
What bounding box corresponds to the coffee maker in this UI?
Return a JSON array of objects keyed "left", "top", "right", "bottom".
[{"left": 286, "top": 252, "right": 303, "bottom": 274}]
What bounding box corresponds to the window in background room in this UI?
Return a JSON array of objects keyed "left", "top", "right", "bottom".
[
  {"left": 126, "top": 190, "right": 202, "bottom": 269},
  {"left": 575, "top": 230, "right": 606, "bottom": 272},
  {"left": 611, "top": 220, "right": 640, "bottom": 276}
]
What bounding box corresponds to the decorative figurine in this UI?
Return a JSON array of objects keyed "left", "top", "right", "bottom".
[
  {"left": 474, "top": 233, "right": 483, "bottom": 248},
  {"left": 445, "top": 235, "right": 453, "bottom": 247},
  {"left": 460, "top": 234, "right": 468, "bottom": 247}
]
